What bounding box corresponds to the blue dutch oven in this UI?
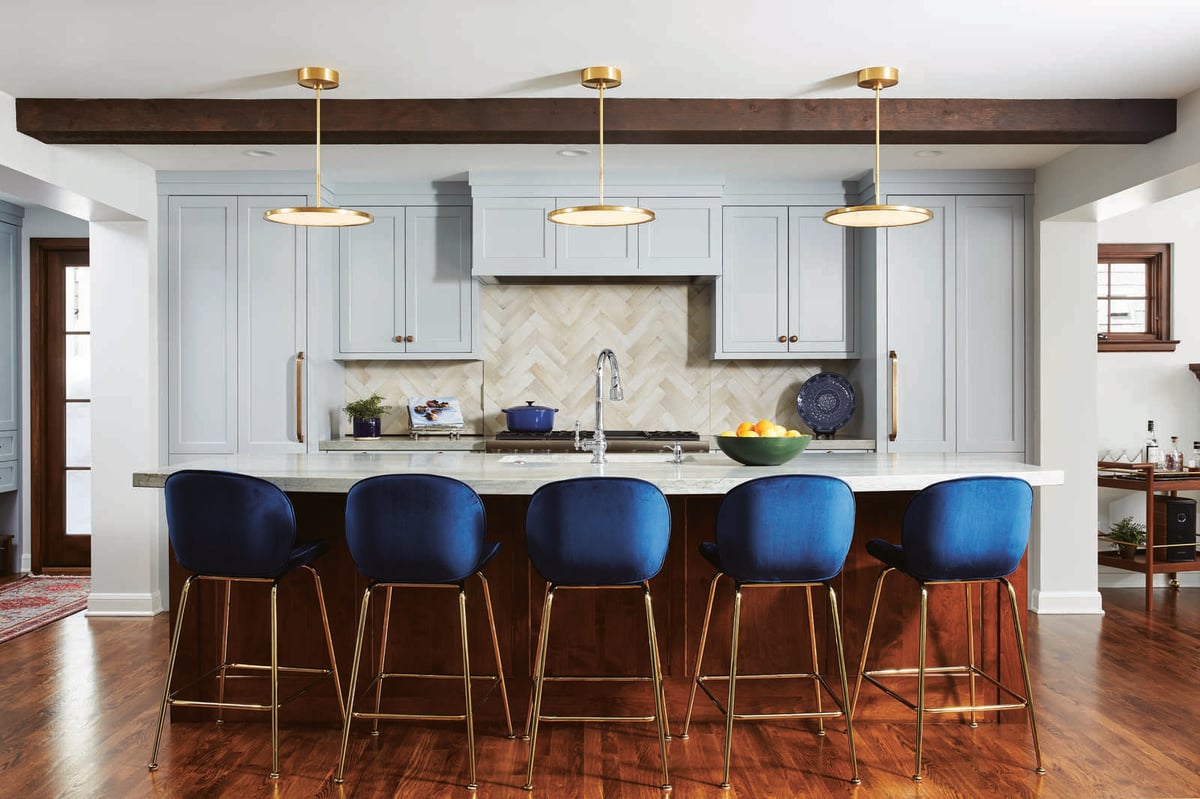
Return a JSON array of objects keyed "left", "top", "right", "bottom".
[{"left": 502, "top": 401, "right": 559, "bottom": 432}]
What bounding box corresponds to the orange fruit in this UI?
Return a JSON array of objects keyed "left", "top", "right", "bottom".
[
  {"left": 754, "top": 419, "right": 775, "bottom": 435},
  {"left": 735, "top": 421, "right": 755, "bottom": 436}
]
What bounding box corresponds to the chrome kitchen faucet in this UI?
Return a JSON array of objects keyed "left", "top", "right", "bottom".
[{"left": 575, "top": 348, "right": 624, "bottom": 463}]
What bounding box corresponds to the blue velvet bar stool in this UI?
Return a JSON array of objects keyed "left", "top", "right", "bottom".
[
  {"left": 852, "top": 475, "right": 1045, "bottom": 781},
  {"left": 679, "top": 474, "right": 861, "bottom": 789},
  {"left": 522, "top": 476, "right": 672, "bottom": 792},
  {"left": 148, "top": 469, "right": 344, "bottom": 779},
  {"left": 335, "top": 474, "right": 513, "bottom": 791}
]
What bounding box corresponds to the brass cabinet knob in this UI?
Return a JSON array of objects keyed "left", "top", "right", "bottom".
[
  {"left": 394, "top": 335, "right": 404, "bottom": 343},
  {"left": 405, "top": 335, "right": 415, "bottom": 343},
  {"left": 778, "top": 335, "right": 787, "bottom": 343},
  {"left": 789, "top": 335, "right": 798, "bottom": 343}
]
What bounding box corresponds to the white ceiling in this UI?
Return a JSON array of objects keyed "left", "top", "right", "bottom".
[{"left": 7, "top": 0, "right": 1199, "bottom": 183}]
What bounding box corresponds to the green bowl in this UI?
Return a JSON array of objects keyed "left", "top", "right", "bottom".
[{"left": 716, "top": 434, "right": 812, "bottom": 466}]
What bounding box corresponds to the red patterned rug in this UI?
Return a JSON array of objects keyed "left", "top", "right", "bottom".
[{"left": 0, "top": 576, "right": 91, "bottom": 644}]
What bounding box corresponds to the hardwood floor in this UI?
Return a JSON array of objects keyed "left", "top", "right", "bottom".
[{"left": 1, "top": 588, "right": 1199, "bottom": 798}]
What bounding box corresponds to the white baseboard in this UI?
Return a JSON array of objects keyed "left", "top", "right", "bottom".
[
  {"left": 1030, "top": 590, "right": 1105, "bottom": 614},
  {"left": 86, "top": 591, "right": 163, "bottom": 617},
  {"left": 19, "top": 553, "right": 30, "bottom": 574}
]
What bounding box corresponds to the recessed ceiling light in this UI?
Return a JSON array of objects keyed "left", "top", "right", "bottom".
[
  {"left": 243, "top": 149, "right": 277, "bottom": 158},
  {"left": 914, "top": 150, "right": 943, "bottom": 158},
  {"left": 556, "top": 148, "right": 591, "bottom": 158}
]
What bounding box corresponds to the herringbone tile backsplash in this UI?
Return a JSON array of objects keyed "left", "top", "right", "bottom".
[{"left": 344, "top": 284, "right": 823, "bottom": 435}]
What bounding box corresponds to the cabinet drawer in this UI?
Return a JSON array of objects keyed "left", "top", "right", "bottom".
[
  {"left": 0, "top": 461, "right": 16, "bottom": 492},
  {"left": 0, "top": 430, "right": 16, "bottom": 460}
]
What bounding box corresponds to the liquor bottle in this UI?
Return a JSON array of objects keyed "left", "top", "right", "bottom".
[
  {"left": 1191, "top": 441, "right": 1200, "bottom": 470},
  {"left": 1143, "top": 420, "right": 1161, "bottom": 466},
  {"left": 1165, "top": 435, "right": 1183, "bottom": 471}
]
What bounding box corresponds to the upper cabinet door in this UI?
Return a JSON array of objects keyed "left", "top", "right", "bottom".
[
  {"left": 718, "top": 207, "right": 790, "bottom": 354},
  {"left": 788, "top": 207, "right": 855, "bottom": 355},
  {"left": 554, "top": 196, "right": 638, "bottom": 274},
  {"left": 405, "top": 206, "right": 475, "bottom": 354},
  {"left": 885, "top": 196, "right": 956, "bottom": 454},
  {"left": 339, "top": 208, "right": 404, "bottom": 354},
  {"left": 167, "top": 196, "right": 238, "bottom": 454},
  {"left": 237, "top": 197, "right": 307, "bottom": 454},
  {"left": 0, "top": 221, "right": 18, "bottom": 432},
  {"left": 955, "top": 195, "right": 1026, "bottom": 453},
  {"left": 472, "top": 197, "right": 555, "bottom": 277},
  {"left": 638, "top": 197, "right": 721, "bottom": 276}
]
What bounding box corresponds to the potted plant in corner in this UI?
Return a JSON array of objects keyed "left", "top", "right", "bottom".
[
  {"left": 344, "top": 393, "right": 390, "bottom": 441},
  {"left": 1107, "top": 516, "right": 1146, "bottom": 559}
]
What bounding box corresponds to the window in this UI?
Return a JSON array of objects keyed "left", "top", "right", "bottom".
[{"left": 1097, "top": 243, "right": 1176, "bottom": 352}]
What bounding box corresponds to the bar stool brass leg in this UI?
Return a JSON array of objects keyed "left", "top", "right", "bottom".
[
  {"left": 303, "top": 565, "right": 345, "bottom": 722},
  {"left": 913, "top": 583, "right": 929, "bottom": 782},
  {"left": 523, "top": 586, "right": 555, "bottom": 791},
  {"left": 681, "top": 572, "right": 721, "bottom": 739},
  {"left": 216, "top": 579, "right": 232, "bottom": 724},
  {"left": 371, "top": 586, "right": 394, "bottom": 735},
  {"left": 965, "top": 582, "right": 978, "bottom": 728},
  {"left": 805, "top": 585, "right": 825, "bottom": 735},
  {"left": 851, "top": 567, "right": 893, "bottom": 719},
  {"left": 478, "top": 572, "right": 514, "bottom": 738},
  {"left": 148, "top": 575, "right": 196, "bottom": 771},
  {"left": 269, "top": 581, "right": 280, "bottom": 779},
  {"left": 1002, "top": 578, "right": 1046, "bottom": 774},
  {"left": 643, "top": 584, "right": 672, "bottom": 792},
  {"left": 826, "top": 585, "right": 860, "bottom": 785},
  {"left": 458, "top": 587, "right": 478, "bottom": 790},
  {"left": 720, "top": 587, "right": 743, "bottom": 790},
  {"left": 522, "top": 582, "right": 551, "bottom": 741},
  {"left": 334, "top": 585, "right": 374, "bottom": 784}
]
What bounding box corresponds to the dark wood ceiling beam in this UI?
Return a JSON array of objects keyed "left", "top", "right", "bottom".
[{"left": 15, "top": 97, "right": 1175, "bottom": 145}]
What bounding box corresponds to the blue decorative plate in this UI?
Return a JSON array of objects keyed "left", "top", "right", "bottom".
[{"left": 796, "top": 373, "right": 856, "bottom": 435}]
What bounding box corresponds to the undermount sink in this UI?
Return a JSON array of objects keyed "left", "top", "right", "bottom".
[{"left": 498, "top": 453, "right": 696, "bottom": 465}]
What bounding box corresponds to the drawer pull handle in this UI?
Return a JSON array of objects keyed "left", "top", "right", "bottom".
[
  {"left": 889, "top": 349, "right": 898, "bottom": 442},
  {"left": 295, "top": 351, "right": 305, "bottom": 444}
]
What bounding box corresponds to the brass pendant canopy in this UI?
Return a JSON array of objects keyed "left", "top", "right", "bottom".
[
  {"left": 824, "top": 67, "right": 932, "bottom": 229},
  {"left": 548, "top": 66, "right": 655, "bottom": 227},
  {"left": 265, "top": 67, "right": 373, "bottom": 227}
]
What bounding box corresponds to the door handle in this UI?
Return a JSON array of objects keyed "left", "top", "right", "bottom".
[
  {"left": 295, "top": 351, "right": 305, "bottom": 444},
  {"left": 889, "top": 349, "right": 898, "bottom": 442}
]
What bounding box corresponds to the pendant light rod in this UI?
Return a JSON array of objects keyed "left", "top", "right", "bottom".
[
  {"left": 547, "top": 66, "right": 654, "bottom": 227},
  {"left": 264, "top": 67, "right": 372, "bottom": 227},
  {"left": 873, "top": 82, "right": 881, "bottom": 205},
  {"left": 822, "top": 66, "right": 931, "bottom": 229}
]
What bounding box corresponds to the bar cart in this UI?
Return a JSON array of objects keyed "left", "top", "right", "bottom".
[{"left": 1098, "top": 461, "right": 1200, "bottom": 611}]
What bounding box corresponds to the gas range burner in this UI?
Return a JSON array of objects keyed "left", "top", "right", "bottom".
[{"left": 495, "top": 429, "right": 701, "bottom": 441}]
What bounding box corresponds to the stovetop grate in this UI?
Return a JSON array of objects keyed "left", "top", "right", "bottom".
[{"left": 495, "top": 429, "right": 701, "bottom": 441}]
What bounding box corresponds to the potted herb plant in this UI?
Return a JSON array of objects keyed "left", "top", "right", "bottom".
[
  {"left": 1107, "top": 516, "right": 1146, "bottom": 559},
  {"left": 343, "top": 393, "right": 390, "bottom": 440}
]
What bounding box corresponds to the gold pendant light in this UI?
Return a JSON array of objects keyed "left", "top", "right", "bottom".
[
  {"left": 265, "top": 67, "right": 373, "bottom": 227},
  {"left": 824, "top": 67, "right": 932, "bottom": 229},
  {"left": 548, "top": 66, "right": 655, "bottom": 227}
]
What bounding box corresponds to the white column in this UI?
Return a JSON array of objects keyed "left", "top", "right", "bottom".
[
  {"left": 1029, "top": 219, "right": 1103, "bottom": 614},
  {"left": 88, "top": 220, "right": 162, "bottom": 615}
]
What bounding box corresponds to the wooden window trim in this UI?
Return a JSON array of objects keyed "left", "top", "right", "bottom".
[{"left": 1097, "top": 243, "right": 1175, "bottom": 353}]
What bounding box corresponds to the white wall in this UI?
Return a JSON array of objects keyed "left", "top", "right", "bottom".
[
  {"left": 1096, "top": 191, "right": 1200, "bottom": 587},
  {"left": 1032, "top": 86, "right": 1200, "bottom": 612}
]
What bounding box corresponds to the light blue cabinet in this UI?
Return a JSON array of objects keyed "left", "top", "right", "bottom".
[
  {"left": 472, "top": 196, "right": 720, "bottom": 278},
  {"left": 337, "top": 206, "right": 477, "bottom": 359},
  {"left": 715, "top": 206, "right": 856, "bottom": 358},
  {"left": 166, "top": 195, "right": 308, "bottom": 456},
  {"left": 0, "top": 211, "right": 19, "bottom": 493},
  {"left": 883, "top": 194, "right": 1026, "bottom": 454}
]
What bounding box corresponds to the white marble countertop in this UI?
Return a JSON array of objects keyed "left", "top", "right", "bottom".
[{"left": 133, "top": 452, "right": 1063, "bottom": 495}]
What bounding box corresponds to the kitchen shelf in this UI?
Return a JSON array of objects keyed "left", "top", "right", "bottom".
[{"left": 1098, "top": 461, "right": 1200, "bottom": 611}]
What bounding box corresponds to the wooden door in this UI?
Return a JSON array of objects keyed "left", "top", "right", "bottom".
[
  {"left": 717, "top": 206, "right": 789, "bottom": 355},
  {"left": 30, "top": 238, "right": 91, "bottom": 571},
  {"left": 405, "top": 206, "right": 474, "bottom": 354}
]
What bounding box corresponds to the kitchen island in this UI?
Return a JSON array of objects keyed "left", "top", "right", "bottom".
[{"left": 134, "top": 452, "right": 1062, "bottom": 724}]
